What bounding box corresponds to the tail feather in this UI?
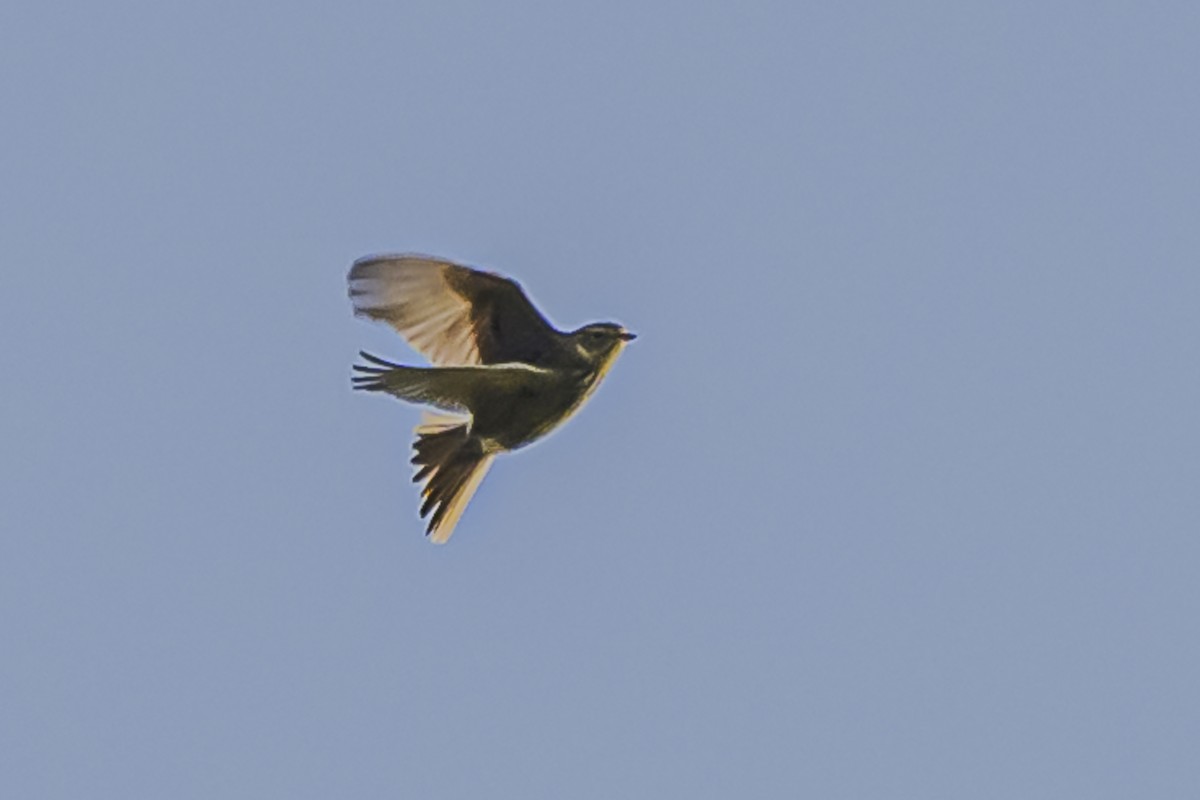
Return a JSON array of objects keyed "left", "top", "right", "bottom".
[{"left": 410, "top": 421, "right": 493, "bottom": 543}]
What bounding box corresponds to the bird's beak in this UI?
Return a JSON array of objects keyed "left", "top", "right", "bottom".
[{"left": 619, "top": 330, "right": 637, "bottom": 342}]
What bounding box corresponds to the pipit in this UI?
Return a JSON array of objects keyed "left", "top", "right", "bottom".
[{"left": 349, "top": 254, "right": 635, "bottom": 543}]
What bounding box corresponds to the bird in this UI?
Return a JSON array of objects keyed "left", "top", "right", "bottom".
[{"left": 348, "top": 254, "right": 635, "bottom": 543}]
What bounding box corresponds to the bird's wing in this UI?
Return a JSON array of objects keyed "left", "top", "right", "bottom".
[
  {"left": 351, "top": 352, "right": 554, "bottom": 413},
  {"left": 348, "top": 254, "right": 562, "bottom": 366}
]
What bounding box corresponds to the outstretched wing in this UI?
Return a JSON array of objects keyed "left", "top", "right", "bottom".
[
  {"left": 350, "top": 351, "right": 555, "bottom": 414},
  {"left": 348, "top": 254, "right": 563, "bottom": 366}
]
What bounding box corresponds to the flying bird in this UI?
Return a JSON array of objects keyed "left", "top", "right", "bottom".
[{"left": 348, "top": 254, "right": 635, "bottom": 543}]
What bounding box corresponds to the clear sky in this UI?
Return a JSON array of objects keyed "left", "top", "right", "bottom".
[{"left": 3, "top": 2, "right": 1199, "bottom": 797}]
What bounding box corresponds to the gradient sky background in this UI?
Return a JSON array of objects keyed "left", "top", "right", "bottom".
[{"left": 3, "top": 2, "right": 1199, "bottom": 797}]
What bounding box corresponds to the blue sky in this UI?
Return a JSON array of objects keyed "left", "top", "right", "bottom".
[{"left": 3, "top": 2, "right": 1199, "bottom": 797}]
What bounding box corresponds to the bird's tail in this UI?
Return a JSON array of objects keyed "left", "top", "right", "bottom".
[{"left": 410, "top": 417, "right": 494, "bottom": 544}]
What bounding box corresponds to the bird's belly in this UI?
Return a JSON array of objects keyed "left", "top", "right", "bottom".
[{"left": 472, "top": 376, "right": 591, "bottom": 452}]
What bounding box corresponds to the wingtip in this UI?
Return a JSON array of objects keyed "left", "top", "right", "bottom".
[
  {"left": 350, "top": 252, "right": 456, "bottom": 273},
  {"left": 357, "top": 350, "right": 402, "bottom": 368}
]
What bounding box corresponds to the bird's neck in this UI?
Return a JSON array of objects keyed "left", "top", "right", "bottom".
[{"left": 575, "top": 345, "right": 627, "bottom": 395}]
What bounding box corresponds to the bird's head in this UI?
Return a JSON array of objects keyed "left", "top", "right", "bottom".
[{"left": 569, "top": 322, "right": 637, "bottom": 368}]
